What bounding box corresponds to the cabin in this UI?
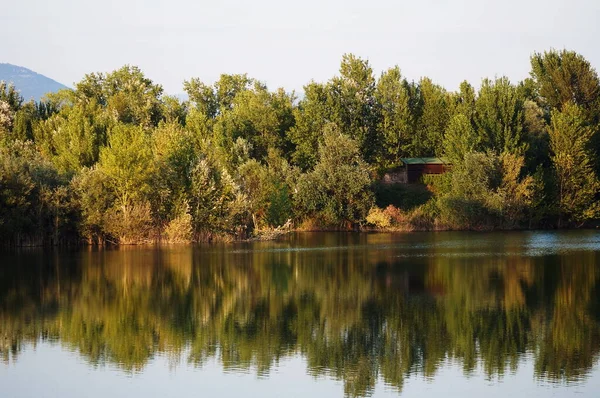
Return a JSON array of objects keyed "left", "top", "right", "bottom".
[{"left": 381, "top": 157, "right": 451, "bottom": 184}]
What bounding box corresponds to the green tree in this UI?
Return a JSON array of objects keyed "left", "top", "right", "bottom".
[
  {"left": 329, "top": 54, "right": 380, "bottom": 162},
  {"left": 289, "top": 82, "right": 330, "bottom": 170},
  {"left": 295, "top": 124, "right": 374, "bottom": 226},
  {"left": 213, "top": 84, "right": 295, "bottom": 160},
  {"left": 437, "top": 152, "right": 533, "bottom": 228},
  {"left": 474, "top": 77, "right": 526, "bottom": 154},
  {"left": 375, "top": 66, "right": 412, "bottom": 166},
  {"left": 76, "top": 66, "right": 164, "bottom": 127},
  {"left": 35, "top": 101, "right": 107, "bottom": 174},
  {"left": 151, "top": 121, "right": 196, "bottom": 227},
  {"left": 98, "top": 123, "right": 155, "bottom": 242},
  {"left": 443, "top": 114, "right": 478, "bottom": 163},
  {"left": 12, "top": 101, "right": 37, "bottom": 141},
  {"left": 188, "top": 156, "right": 249, "bottom": 240},
  {"left": 531, "top": 49, "right": 600, "bottom": 122},
  {"left": 413, "top": 78, "right": 450, "bottom": 156},
  {"left": 548, "top": 103, "right": 600, "bottom": 226}
]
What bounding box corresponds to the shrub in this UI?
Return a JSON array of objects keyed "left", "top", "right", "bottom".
[
  {"left": 104, "top": 201, "right": 154, "bottom": 244},
  {"left": 366, "top": 207, "right": 392, "bottom": 228},
  {"left": 164, "top": 211, "right": 193, "bottom": 243}
]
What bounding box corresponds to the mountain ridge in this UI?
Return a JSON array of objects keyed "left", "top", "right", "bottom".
[{"left": 0, "top": 63, "right": 68, "bottom": 102}]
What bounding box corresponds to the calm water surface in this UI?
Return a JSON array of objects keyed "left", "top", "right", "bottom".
[{"left": 2, "top": 231, "right": 600, "bottom": 397}]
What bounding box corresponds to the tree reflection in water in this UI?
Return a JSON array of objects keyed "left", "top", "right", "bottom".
[{"left": 1, "top": 232, "right": 600, "bottom": 397}]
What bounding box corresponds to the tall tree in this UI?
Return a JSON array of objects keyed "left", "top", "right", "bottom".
[
  {"left": 99, "top": 123, "right": 155, "bottom": 212},
  {"left": 289, "top": 82, "right": 330, "bottom": 170},
  {"left": 474, "top": 77, "right": 526, "bottom": 155},
  {"left": 531, "top": 50, "right": 600, "bottom": 121},
  {"left": 329, "top": 54, "right": 380, "bottom": 162},
  {"left": 76, "top": 66, "right": 164, "bottom": 128},
  {"left": 413, "top": 78, "right": 450, "bottom": 156},
  {"left": 375, "top": 66, "right": 412, "bottom": 166},
  {"left": 548, "top": 103, "right": 600, "bottom": 226},
  {"left": 443, "top": 114, "right": 478, "bottom": 163}
]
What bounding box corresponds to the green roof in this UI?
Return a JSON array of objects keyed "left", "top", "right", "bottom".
[{"left": 400, "top": 157, "right": 450, "bottom": 165}]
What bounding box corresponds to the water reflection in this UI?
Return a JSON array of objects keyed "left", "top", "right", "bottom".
[{"left": 1, "top": 232, "right": 600, "bottom": 397}]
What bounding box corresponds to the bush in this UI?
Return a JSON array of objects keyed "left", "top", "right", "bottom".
[
  {"left": 373, "top": 182, "right": 432, "bottom": 211},
  {"left": 103, "top": 201, "right": 154, "bottom": 244},
  {"left": 408, "top": 201, "right": 439, "bottom": 231},
  {"left": 164, "top": 211, "right": 193, "bottom": 243},
  {"left": 366, "top": 207, "right": 392, "bottom": 228}
]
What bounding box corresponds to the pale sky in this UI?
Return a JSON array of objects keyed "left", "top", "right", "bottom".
[{"left": 2, "top": 0, "right": 599, "bottom": 95}]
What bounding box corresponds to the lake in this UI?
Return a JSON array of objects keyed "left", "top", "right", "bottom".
[{"left": 2, "top": 231, "right": 600, "bottom": 397}]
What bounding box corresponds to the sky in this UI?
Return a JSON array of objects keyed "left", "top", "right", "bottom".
[{"left": 1, "top": 0, "right": 599, "bottom": 95}]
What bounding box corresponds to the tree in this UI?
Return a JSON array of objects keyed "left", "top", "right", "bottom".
[
  {"left": 522, "top": 100, "right": 550, "bottom": 171},
  {"left": 329, "top": 54, "right": 380, "bottom": 162},
  {"left": 548, "top": 103, "right": 600, "bottom": 226},
  {"left": 437, "top": 152, "right": 533, "bottom": 229},
  {"left": 295, "top": 124, "right": 374, "bottom": 226},
  {"left": 474, "top": 77, "right": 526, "bottom": 155},
  {"left": 531, "top": 50, "right": 600, "bottom": 173},
  {"left": 375, "top": 66, "right": 412, "bottom": 166},
  {"left": 213, "top": 83, "right": 294, "bottom": 161},
  {"left": 76, "top": 66, "right": 164, "bottom": 128},
  {"left": 12, "top": 101, "right": 37, "bottom": 141},
  {"left": 443, "top": 114, "right": 478, "bottom": 163},
  {"left": 289, "top": 82, "right": 330, "bottom": 170},
  {"left": 35, "top": 101, "right": 107, "bottom": 174},
  {"left": 531, "top": 49, "right": 600, "bottom": 122},
  {"left": 413, "top": 78, "right": 450, "bottom": 156},
  {"left": 188, "top": 156, "right": 249, "bottom": 240},
  {"left": 98, "top": 123, "right": 156, "bottom": 242},
  {"left": 449, "top": 81, "right": 476, "bottom": 119},
  {"left": 0, "top": 81, "right": 23, "bottom": 111},
  {"left": 0, "top": 100, "right": 14, "bottom": 139},
  {"left": 151, "top": 121, "right": 196, "bottom": 227},
  {"left": 0, "top": 140, "right": 73, "bottom": 244}
]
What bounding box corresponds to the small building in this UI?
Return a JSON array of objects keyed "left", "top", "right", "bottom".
[{"left": 381, "top": 157, "right": 451, "bottom": 184}]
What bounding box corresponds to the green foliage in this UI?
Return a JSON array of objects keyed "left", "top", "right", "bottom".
[
  {"left": 76, "top": 65, "right": 164, "bottom": 127},
  {"left": 0, "top": 141, "right": 74, "bottom": 243},
  {"left": 295, "top": 124, "right": 374, "bottom": 226},
  {"left": 289, "top": 82, "right": 330, "bottom": 170},
  {"left": 329, "top": 54, "right": 380, "bottom": 163},
  {"left": 373, "top": 182, "right": 432, "bottom": 211},
  {"left": 36, "top": 100, "right": 107, "bottom": 174},
  {"left": 375, "top": 67, "right": 413, "bottom": 166},
  {"left": 3, "top": 50, "right": 600, "bottom": 244},
  {"left": 548, "top": 103, "right": 600, "bottom": 225},
  {"left": 0, "top": 81, "right": 23, "bottom": 111},
  {"left": 437, "top": 152, "right": 534, "bottom": 229},
  {"left": 12, "top": 101, "right": 37, "bottom": 141},
  {"left": 474, "top": 77, "right": 526, "bottom": 154},
  {"left": 444, "top": 113, "right": 478, "bottom": 163},
  {"left": 151, "top": 121, "right": 196, "bottom": 225},
  {"left": 266, "top": 181, "right": 292, "bottom": 227},
  {"left": 413, "top": 78, "right": 451, "bottom": 156},
  {"left": 531, "top": 49, "right": 600, "bottom": 122},
  {"left": 99, "top": 123, "right": 155, "bottom": 207},
  {"left": 71, "top": 166, "right": 115, "bottom": 241},
  {"left": 189, "top": 156, "right": 249, "bottom": 239}
]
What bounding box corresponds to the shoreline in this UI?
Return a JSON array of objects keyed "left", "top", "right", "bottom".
[{"left": 3, "top": 226, "right": 600, "bottom": 248}]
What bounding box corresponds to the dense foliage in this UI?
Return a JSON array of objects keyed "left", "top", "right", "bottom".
[{"left": 1, "top": 49, "right": 600, "bottom": 244}]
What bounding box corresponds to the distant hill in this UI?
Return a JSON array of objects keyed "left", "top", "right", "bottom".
[{"left": 0, "top": 63, "right": 68, "bottom": 102}]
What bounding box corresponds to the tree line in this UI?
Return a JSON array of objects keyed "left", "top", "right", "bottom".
[{"left": 1, "top": 49, "right": 600, "bottom": 244}]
